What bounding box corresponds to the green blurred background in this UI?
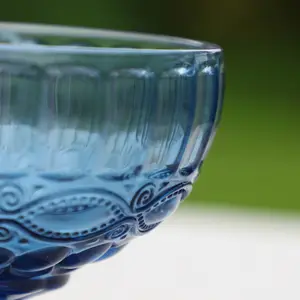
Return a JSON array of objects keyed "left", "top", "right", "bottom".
[{"left": 1, "top": 0, "right": 299, "bottom": 211}]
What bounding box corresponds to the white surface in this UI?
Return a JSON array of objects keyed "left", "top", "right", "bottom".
[{"left": 41, "top": 207, "right": 300, "bottom": 300}]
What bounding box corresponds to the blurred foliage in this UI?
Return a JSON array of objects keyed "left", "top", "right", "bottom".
[{"left": 0, "top": 0, "right": 299, "bottom": 211}]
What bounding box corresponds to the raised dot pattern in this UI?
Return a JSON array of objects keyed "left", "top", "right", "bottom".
[{"left": 0, "top": 178, "right": 192, "bottom": 283}]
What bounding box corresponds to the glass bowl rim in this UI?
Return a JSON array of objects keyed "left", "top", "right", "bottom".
[{"left": 0, "top": 22, "right": 222, "bottom": 54}]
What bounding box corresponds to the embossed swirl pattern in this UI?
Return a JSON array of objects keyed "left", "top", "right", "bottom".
[{"left": 0, "top": 174, "right": 192, "bottom": 281}]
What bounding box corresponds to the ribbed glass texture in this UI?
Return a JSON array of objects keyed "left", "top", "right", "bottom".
[{"left": 0, "top": 23, "right": 224, "bottom": 299}]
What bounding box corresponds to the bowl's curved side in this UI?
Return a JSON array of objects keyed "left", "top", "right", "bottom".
[{"left": 0, "top": 47, "right": 224, "bottom": 297}]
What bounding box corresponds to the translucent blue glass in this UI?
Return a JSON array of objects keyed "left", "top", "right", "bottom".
[{"left": 0, "top": 23, "right": 224, "bottom": 299}]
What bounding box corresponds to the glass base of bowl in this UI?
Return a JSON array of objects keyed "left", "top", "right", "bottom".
[
  {"left": 0, "top": 173, "right": 193, "bottom": 299},
  {"left": 0, "top": 274, "right": 69, "bottom": 300}
]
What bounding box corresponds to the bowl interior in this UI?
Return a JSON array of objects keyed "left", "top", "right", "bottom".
[{"left": 0, "top": 22, "right": 220, "bottom": 51}]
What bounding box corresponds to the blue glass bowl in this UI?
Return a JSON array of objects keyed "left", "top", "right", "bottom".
[{"left": 0, "top": 23, "right": 224, "bottom": 299}]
